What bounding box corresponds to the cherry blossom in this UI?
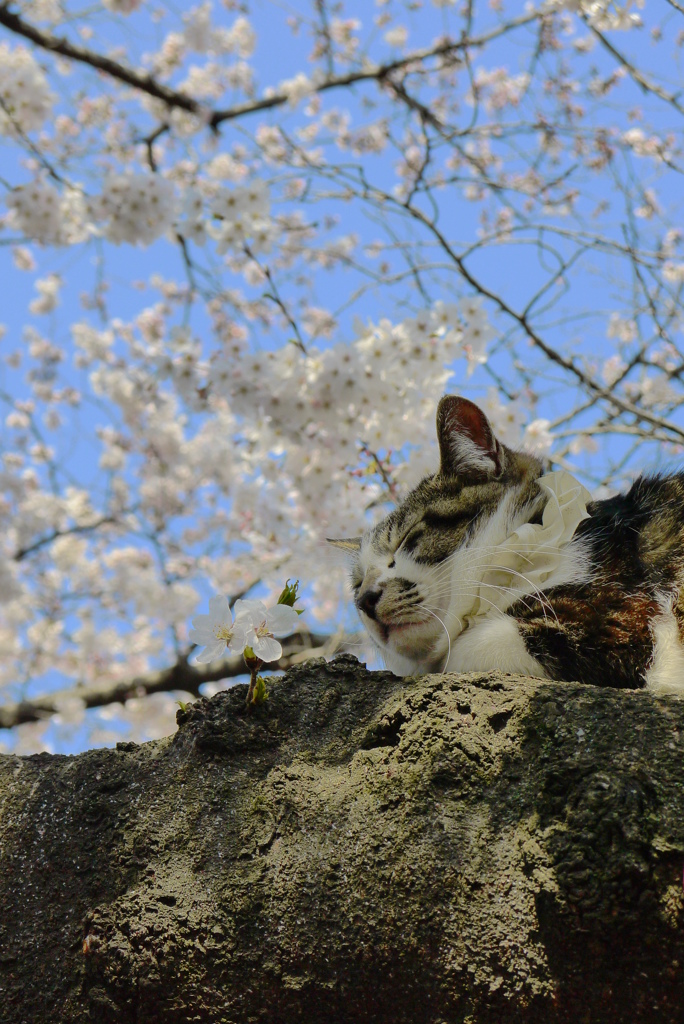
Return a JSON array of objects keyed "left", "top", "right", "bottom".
[
  {"left": 0, "top": 43, "right": 55, "bottom": 135},
  {"left": 232, "top": 599, "right": 301, "bottom": 662},
  {"left": 189, "top": 596, "right": 248, "bottom": 663}
]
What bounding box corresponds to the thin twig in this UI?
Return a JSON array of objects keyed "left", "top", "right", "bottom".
[{"left": 243, "top": 244, "right": 307, "bottom": 353}]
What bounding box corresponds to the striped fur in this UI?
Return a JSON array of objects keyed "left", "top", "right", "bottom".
[{"left": 333, "top": 395, "right": 684, "bottom": 693}]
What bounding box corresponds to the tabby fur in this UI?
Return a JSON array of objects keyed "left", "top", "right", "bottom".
[{"left": 331, "top": 395, "right": 684, "bottom": 692}]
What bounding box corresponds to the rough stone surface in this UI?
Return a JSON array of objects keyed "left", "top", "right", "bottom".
[{"left": 0, "top": 654, "right": 683, "bottom": 1023}]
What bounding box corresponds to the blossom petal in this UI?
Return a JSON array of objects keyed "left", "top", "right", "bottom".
[
  {"left": 194, "top": 640, "right": 226, "bottom": 664},
  {"left": 208, "top": 595, "right": 231, "bottom": 624},
  {"left": 236, "top": 622, "right": 255, "bottom": 642},
  {"left": 189, "top": 627, "right": 215, "bottom": 645},
  {"left": 265, "top": 604, "right": 299, "bottom": 636},
  {"left": 233, "top": 598, "right": 267, "bottom": 623},
  {"left": 190, "top": 613, "right": 212, "bottom": 632},
  {"left": 251, "top": 635, "right": 282, "bottom": 662},
  {"left": 228, "top": 624, "right": 248, "bottom": 655}
]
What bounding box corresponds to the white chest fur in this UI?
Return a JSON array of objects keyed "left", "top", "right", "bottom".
[{"left": 445, "top": 615, "right": 548, "bottom": 677}]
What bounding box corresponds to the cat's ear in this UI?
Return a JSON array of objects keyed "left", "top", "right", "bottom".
[
  {"left": 326, "top": 537, "right": 363, "bottom": 554},
  {"left": 436, "top": 395, "right": 505, "bottom": 480}
]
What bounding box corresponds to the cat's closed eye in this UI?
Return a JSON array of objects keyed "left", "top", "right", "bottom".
[
  {"left": 422, "top": 509, "right": 475, "bottom": 530},
  {"left": 396, "top": 525, "right": 425, "bottom": 554}
]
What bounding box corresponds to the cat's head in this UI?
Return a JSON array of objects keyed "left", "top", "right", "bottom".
[{"left": 329, "top": 395, "right": 548, "bottom": 675}]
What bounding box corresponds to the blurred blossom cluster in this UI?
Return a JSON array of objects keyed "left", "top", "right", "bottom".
[{"left": 0, "top": 43, "right": 55, "bottom": 136}]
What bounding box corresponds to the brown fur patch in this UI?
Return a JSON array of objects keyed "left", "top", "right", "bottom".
[{"left": 512, "top": 586, "right": 661, "bottom": 688}]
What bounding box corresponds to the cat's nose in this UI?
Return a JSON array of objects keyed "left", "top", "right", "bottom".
[{"left": 357, "top": 588, "right": 382, "bottom": 620}]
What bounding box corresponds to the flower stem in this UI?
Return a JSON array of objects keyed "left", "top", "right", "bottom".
[{"left": 244, "top": 649, "right": 264, "bottom": 707}]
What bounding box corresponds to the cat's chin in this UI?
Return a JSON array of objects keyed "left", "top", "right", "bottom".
[
  {"left": 380, "top": 642, "right": 441, "bottom": 677},
  {"left": 366, "top": 618, "right": 441, "bottom": 664}
]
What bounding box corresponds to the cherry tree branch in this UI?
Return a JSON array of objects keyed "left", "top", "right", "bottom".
[
  {"left": 13, "top": 517, "right": 120, "bottom": 562},
  {"left": 0, "top": 2, "right": 204, "bottom": 115},
  {"left": 0, "top": 630, "right": 357, "bottom": 729},
  {"left": 0, "top": 3, "right": 540, "bottom": 130}
]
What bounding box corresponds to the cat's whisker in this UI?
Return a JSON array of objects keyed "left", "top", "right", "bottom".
[
  {"left": 425, "top": 568, "right": 560, "bottom": 629},
  {"left": 427, "top": 555, "right": 560, "bottom": 603},
  {"left": 426, "top": 580, "right": 541, "bottom": 612},
  {"left": 421, "top": 606, "right": 453, "bottom": 673},
  {"left": 426, "top": 542, "right": 575, "bottom": 586},
  {"left": 461, "top": 573, "right": 559, "bottom": 628},
  {"left": 470, "top": 581, "right": 558, "bottom": 628},
  {"left": 424, "top": 584, "right": 555, "bottom": 628},
  {"left": 453, "top": 560, "right": 562, "bottom": 610}
]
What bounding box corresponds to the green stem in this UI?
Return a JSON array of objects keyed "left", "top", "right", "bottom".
[{"left": 243, "top": 649, "right": 264, "bottom": 707}]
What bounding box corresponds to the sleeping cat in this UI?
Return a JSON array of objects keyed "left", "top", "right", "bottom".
[{"left": 331, "top": 394, "right": 684, "bottom": 693}]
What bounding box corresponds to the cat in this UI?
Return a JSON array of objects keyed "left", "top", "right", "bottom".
[{"left": 330, "top": 394, "right": 684, "bottom": 693}]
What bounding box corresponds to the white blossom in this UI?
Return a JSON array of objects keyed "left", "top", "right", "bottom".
[
  {"left": 662, "top": 262, "right": 684, "bottom": 285},
  {"left": 190, "top": 596, "right": 248, "bottom": 662},
  {"left": 29, "top": 274, "right": 62, "bottom": 316},
  {"left": 189, "top": 593, "right": 248, "bottom": 663},
  {"left": 102, "top": 0, "right": 142, "bottom": 12},
  {"left": 279, "top": 73, "right": 316, "bottom": 109},
  {"left": 523, "top": 419, "right": 554, "bottom": 455},
  {"left": 232, "top": 599, "right": 300, "bottom": 662},
  {"left": 225, "top": 16, "right": 256, "bottom": 58},
  {"left": 543, "top": 0, "right": 642, "bottom": 30},
  {"left": 602, "top": 354, "right": 627, "bottom": 386},
  {"left": 0, "top": 44, "right": 55, "bottom": 135},
  {"left": 606, "top": 314, "right": 637, "bottom": 343},
  {"left": 384, "top": 25, "right": 408, "bottom": 47},
  {"left": 6, "top": 181, "right": 64, "bottom": 245},
  {"left": 12, "top": 246, "right": 36, "bottom": 271},
  {"left": 89, "top": 175, "right": 178, "bottom": 246},
  {"left": 183, "top": 3, "right": 214, "bottom": 52}
]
